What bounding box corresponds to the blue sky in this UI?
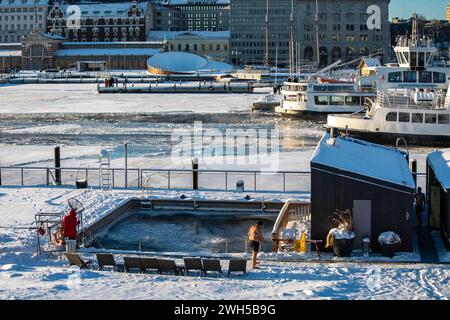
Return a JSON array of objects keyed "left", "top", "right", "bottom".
[{"left": 390, "top": 0, "right": 448, "bottom": 20}]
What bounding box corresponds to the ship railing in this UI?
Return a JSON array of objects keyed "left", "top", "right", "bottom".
[{"left": 376, "top": 90, "right": 447, "bottom": 110}]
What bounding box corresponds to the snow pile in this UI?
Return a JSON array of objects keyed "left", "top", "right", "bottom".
[
  {"left": 378, "top": 231, "right": 402, "bottom": 245},
  {"left": 329, "top": 228, "right": 355, "bottom": 240}
]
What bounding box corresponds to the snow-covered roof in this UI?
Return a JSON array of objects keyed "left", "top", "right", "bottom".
[
  {"left": 147, "top": 51, "right": 233, "bottom": 73},
  {"left": 0, "top": 50, "right": 21, "bottom": 57},
  {"left": 311, "top": 133, "right": 415, "bottom": 189},
  {"left": 360, "top": 57, "right": 381, "bottom": 68},
  {"left": 56, "top": 48, "right": 161, "bottom": 57},
  {"left": 60, "top": 2, "right": 148, "bottom": 18},
  {"left": 62, "top": 41, "right": 163, "bottom": 46},
  {"left": 148, "top": 30, "right": 230, "bottom": 40},
  {"left": 0, "top": 0, "right": 48, "bottom": 7},
  {"left": 427, "top": 149, "right": 450, "bottom": 190}
]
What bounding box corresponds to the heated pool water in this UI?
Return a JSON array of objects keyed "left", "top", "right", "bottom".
[{"left": 95, "top": 209, "right": 276, "bottom": 253}]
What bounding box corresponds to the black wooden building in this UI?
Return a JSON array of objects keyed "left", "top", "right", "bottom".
[
  {"left": 310, "top": 133, "right": 416, "bottom": 252},
  {"left": 427, "top": 149, "right": 450, "bottom": 251}
]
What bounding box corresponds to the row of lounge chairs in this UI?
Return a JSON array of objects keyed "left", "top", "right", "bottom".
[{"left": 65, "top": 253, "right": 247, "bottom": 277}]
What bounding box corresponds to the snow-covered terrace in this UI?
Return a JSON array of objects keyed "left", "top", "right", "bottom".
[{"left": 0, "top": 187, "right": 449, "bottom": 299}]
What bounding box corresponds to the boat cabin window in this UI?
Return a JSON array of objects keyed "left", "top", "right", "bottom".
[
  {"left": 438, "top": 114, "right": 449, "bottom": 124},
  {"left": 315, "top": 96, "right": 329, "bottom": 105},
  {"left": 412, "top": 113, "right": 424, "bottom": 123},
  {"left": 388, "top": 72, "right": 402, "bottom": 83},
  {"left": 386, "top": 112, "right": 397, "bottom": 122},
  {"left": 314, "top": 86, "right": 328, "bottom": 92},
  {"left": 403, "top": 71, "right": 417, "bottom": 83},
  {"left": 410, "top": 52, "right": 417, "bottom": 68},
  {"left": 330, "top": 96, "right": 346, "bottom": 105},
  {"left": 433, "top": 72, "right": 446, "bottom": 84},
  {"left": 418, "top": 52, "right": 426, "bottom": 68},
  {"left": 399, "top": 112, "right": 411, "bottom": 122},
  {"left": 345, "top": 96, "right": 360, "bottom": 105},
  {"left": 418, "top": 71, "right": 432, "bottom": 83},
  {"left": 425, "top": 114, "right": 437, "bottom": 124}
]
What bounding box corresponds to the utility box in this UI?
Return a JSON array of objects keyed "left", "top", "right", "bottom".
[{"left": 236, "top": 179, "right": 244, "bottom": 193}]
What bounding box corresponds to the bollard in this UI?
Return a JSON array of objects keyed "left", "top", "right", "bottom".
[
  {"left": 192, "top": 157, "right": 198, "bottom": 190},
  {"left": 54, "top": 146, "right": 61, "bottom": 185},
  {"left": 410, "top": 159, "right": 417, "bottom": 186}
]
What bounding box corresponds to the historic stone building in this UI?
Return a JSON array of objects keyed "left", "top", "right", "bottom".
[
  {"left": 21, "top": 29, "right": 65, "bottom": 69},
  {"left": 230, "top": 0, "right": 391, "bottom": 66},
  {"left": 20, "top": 29, "right": 166, "bottom": 70},
  {"left": 153, "top": 0, "right": 230, "bottom": 32},
  {"left": 0, "top": 0, "right": 48, "bottom": 43},
  {"left": 46, "top": 1, "right": 154, "bottom": 42}
]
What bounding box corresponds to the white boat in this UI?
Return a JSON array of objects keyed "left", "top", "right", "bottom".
[
  {"left": 327, "top": 35, "right": 450, "bottom": 147},
  {"left": 327, "top": 87, "right": 450, "bottom": 146},
  {"left": 275, "top": 60, "right": 376, "bottom": 117},
  {"left": 251, "top": 93, "right": 281, "bottom": 111},
  {"left": 275, "top": 79, "right": 375, "bottom": 117}
]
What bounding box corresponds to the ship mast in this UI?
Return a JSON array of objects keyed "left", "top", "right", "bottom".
[
  {"left": 289, "top": 0, "right": 295, "bottom": 75},
  {"left": 315, "top": 0, "right": 320, "bottom": 67},
  {"left": 412, "top": 13, "right": 418, "bottom": 46},
  {"left": 264, "top": 0, "right": 269, "bottom": 67}
]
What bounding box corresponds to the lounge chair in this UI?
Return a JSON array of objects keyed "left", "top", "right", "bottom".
[
  {"left": 140, "top": 257, "right": 159, "bottom": 274},
  {"left": 65, "top": 253, "right": 92, "bottom": 269},
  {"left": 123, "top": 256, "right": 142, "bottom": 273},
  {"left": 228, "top": 259, "right": 247, "bottom": 277},
  {"left": 96, "top": 253, "right": 123, "bottom": 271},
  {"left": 157, "top": 259, "right": 184, "bottom": 275},
  {"left": 183, "top": 257, "right": 204, "bottom": 276},
  {"left": 202, "top": 259, "right": 222, "bottom": 276}
]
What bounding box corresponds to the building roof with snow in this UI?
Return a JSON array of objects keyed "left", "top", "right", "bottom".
[
  {"left": 0, "top": 50, "right": 21, "bottom": 57},
  {"left": 147, "top": 51, "right": 233, "bottom": 74},
  {"left": 58, "top": 1, "right": 148, "bottom": 18},
  {"left": 0, "top": 0, "right": 48, "bottom": 6},
  {"left": 148, "top": 30, "right": 230, "bottom": 41},
  {"left": 427, "top": 149, "right": 450, "bottom": 190},
  {"left": 56, "top": 47, "right": 162, "bottom": 57},
  {"left": 311, "top": 133, "right": 415, "bottom": 189}
]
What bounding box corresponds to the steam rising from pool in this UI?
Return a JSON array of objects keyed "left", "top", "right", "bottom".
[{"left": 95, "top": 209, "right": 276, "bottom": 253}]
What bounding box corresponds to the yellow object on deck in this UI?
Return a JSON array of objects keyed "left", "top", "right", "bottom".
[{"left": 300, "top": 231, "right": 307, "bottom": 254}]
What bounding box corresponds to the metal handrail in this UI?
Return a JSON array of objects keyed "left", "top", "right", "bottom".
[{"left": 0, "top": 165, "right": 313, "bottom": 192}]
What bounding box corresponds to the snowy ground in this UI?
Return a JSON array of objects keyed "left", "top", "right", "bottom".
[
  {"left": 0, "top": 83, "right": 266, "bottom": 114},
  {"left": 0, "top": 187, "right": 448, "bottom": 300}
]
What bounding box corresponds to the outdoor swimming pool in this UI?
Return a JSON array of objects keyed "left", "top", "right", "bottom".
[{"left": 93, "top": 208, "right": 277, "bottom": 253}]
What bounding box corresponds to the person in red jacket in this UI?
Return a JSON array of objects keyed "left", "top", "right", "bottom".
[{"left": 62, "top": 209, "right": 80, "bottom": 240}]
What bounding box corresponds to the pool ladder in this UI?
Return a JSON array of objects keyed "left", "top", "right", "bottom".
[{"left": 141, "top": 199, "right": 153, "bottom": 209}]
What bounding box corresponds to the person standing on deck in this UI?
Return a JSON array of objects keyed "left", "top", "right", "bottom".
[
  {"left": 62, "top": 209, "right": 80, "bottom": 240},
  {"left": 248, "top": 221, "right": 265, "bottom": 269},
  {"left": 414, "top": 187, "right": 426, "bottom": 228}
]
